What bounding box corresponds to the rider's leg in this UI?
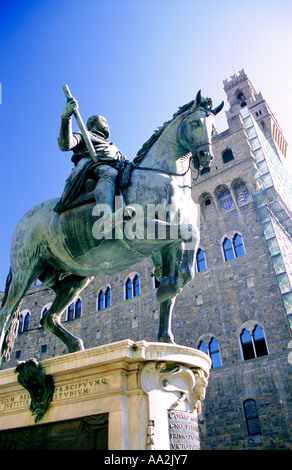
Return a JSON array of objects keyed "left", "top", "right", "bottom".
[
  {"left": 93, "top": 164, "right": 118, "bottom": 208},
  {"left": 91, "top": 164, "right": 121, "bottom": 236}
]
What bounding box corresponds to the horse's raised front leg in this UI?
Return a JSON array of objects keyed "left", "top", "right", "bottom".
[{"left": 41, "top": 274, "right": 92, "bottom": 353}]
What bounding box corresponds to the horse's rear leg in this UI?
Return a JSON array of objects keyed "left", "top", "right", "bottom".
[
  {"left": 0, "top": 268, "right": 37, "bottom": 364},
  {"left": 41, "top": 275, "right": 92, "bottom": 353}
]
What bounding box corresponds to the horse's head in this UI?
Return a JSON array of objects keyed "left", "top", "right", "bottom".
[{"left": 181, "top": 90, "right": 224, "bottom": 171}]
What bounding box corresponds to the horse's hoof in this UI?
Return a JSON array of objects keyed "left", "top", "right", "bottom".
[
  {"left": 157, "top": 336, "right": 175, "bottom": 344},
  {"left": 68, "top": 338, "right": 85, "bottom": 353}
]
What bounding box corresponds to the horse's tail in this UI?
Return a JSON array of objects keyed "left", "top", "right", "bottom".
[{"left": 0, "top": 268, "right": 22, "bottom": 363}]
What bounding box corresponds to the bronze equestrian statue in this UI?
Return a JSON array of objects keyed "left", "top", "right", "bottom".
[{"left": 0, "top": 88, "right": 223, "bottom": 365}]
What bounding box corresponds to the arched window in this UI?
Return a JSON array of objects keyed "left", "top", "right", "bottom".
[
  {"left": 67, "top": 299, "right": 82, "bottom": 320},
  {"left": 195, "top": 249, "right": 207, "bottom": 273},
  {"left": 125, "top": 275, "right": 141, "bottom": 299},
  {"left": 198, "top": 193, "right": 214, "bottom": 222},
  {"left": 105, "top": 287, "right": 111, "bottom": 308},
  {"left": 222, "top": 149, "right": 234, "bottom": 164},
  {"left": 223, "top": 233, "right": 245, "bottom": 261},
  {"left": 243, "top": 399, "right": 261, "bottom": 436},
  {"left": 240, "top": 325, "right": 268, "bottom": 360},
  {"left": 198, "top": 337, "right": 222, "bottom": 369},
  {"left": 18, "top": 310, "right": 31, "bottom": 333},
  {"left": 98, "top": 290, "right": 105, "bottom": 310}
]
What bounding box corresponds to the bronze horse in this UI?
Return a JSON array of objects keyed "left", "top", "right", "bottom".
[{"left": 0, "top": 91, "right": 223, "bottom": 364}]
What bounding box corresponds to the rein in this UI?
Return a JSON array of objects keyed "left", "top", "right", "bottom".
[
  {"left": 132, "top": 156, "right": 193, "bottom": 177},
  {"left": 130, "top": 108, "right": 214, "bottom": 185},
  {"left": 132, "top": 156, "right": 200, "bottom": 187}
]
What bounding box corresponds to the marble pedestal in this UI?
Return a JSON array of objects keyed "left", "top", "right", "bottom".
[{"left": 0, "top": 340, "right": 211, "bottom": 450}]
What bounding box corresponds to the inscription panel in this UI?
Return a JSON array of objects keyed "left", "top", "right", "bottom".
[
  {"left": 168, "top": 410, "right": 200, "bottom": 450},
  {"left": 0, "top": 376, "right": 110, "bottom": 413},
  {"left": 53, "top": 376, "right": 110, "bottom": 401}
]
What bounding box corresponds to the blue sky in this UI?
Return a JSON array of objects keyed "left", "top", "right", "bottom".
[{"left": 1, "top": 0, "right": 292, "bottom": 289}]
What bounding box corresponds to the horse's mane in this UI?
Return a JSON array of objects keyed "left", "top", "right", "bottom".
[{"left": 133, "top": 100, "right": 195, "bottom": 164}]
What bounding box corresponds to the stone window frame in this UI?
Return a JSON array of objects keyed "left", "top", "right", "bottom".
[
  {"left": 237, "top": 320, "right": 269, "bottom": 361},
  {"left": 97, "top": 285, "right": 112, "bottom": 311},
  {"left": 18, "top": 309, "right": 31, "bottom": 334},
  {"left": 124, "top": 272, "right": 141, "bottom": 300},
  {"left": 221, "top": 230, "right": 246, "bottom": 262}
]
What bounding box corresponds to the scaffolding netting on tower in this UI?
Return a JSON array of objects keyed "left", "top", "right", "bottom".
[{"left": 241, "top": 107, "right": 292, "bottom": 327}]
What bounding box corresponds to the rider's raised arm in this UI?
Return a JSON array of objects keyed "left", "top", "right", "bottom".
[{"left": 58, "top": 97, "right": 80, "bottom": 151}]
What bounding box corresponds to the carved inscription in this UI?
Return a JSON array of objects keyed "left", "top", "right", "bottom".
[
  {"left": 53, "top": 377, "right": 109, "bottom": 401},
  {"left": 168, "top": 410, "right": 200, "bottom": 450},
  {"left": 0, "top": 376, "right": 110, "bottom": 413},
  {"left": 0, "top": 394, "right": 30, "bottom": 411}
]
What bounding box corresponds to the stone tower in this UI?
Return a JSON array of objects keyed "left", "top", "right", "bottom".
[
  {"left": 1, "top": 70, "right": 292, "bottom": 450},
  {"left": 223, "top": 69, "right": 288, "bottom": 161}
]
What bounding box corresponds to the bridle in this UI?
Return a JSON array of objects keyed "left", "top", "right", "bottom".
[{"left": 131, "top": 108, "right": 214, "bottom": 184}]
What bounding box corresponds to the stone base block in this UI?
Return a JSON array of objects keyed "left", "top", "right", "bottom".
[{"left": 0, "top": 339, "right": 211, "bottom": 450}]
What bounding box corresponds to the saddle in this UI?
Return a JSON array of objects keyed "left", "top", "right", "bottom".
[{"left": 54, "top": 161, "right": 134, "bottom": 213}]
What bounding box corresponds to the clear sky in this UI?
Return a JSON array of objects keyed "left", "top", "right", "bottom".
[{"left": 1, "top": 0, "right": 292, "bottom": 290}]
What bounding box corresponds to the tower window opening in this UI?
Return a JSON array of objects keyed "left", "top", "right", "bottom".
[
  {"left": 222, "top": 149, "right": 234, "bottom": 164},
  {"left": 237, "top": 91, "right": 247, "bottom": 107}
]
